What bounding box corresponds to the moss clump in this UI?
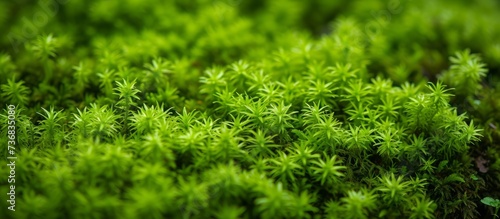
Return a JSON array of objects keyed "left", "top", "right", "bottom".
[{"left": 1, "top": 0, "right": 500, "bottom": 218}]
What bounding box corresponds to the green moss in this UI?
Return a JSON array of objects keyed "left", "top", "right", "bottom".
[{"left": 1, "top": 0, "right": 500, "bottom": 218}]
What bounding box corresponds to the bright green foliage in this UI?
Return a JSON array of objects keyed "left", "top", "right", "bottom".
[
  {"left": 482, "top": 197, "right": 500, "bottom": 218},
  {"left": 410, "top": 197, "right": 437, "bottom": 219},
  {"left": 114, "top": 79, "right": 141, "bottom": 134},
  {"left": 87, "top": 104, "right": 120, "bottom": 140},
  {"left": 376, "top": 173, "right": 411, "bottom": 206},
  {"left": 310, "top": 154, "right": 346, "bottom": 186},
  {"left": 30, "top": 35, "right": 58, "bottom": 61},
  {"left": 36, "top": 107, "right": 65, "bottom": 147},
  {"left": 265, "top": 101, "right": 296, "bottom": 140},
  {"left": 246, "top": 129, "right": 279, "bottom": 157},
  {"left": 1, "top": 78, "right": 30, "bottom": 106},
  {"left": 130, "top": 104, "right": 169, "bottom": 134},
  {"left": 269, "top": 151, "right": 303, "bottom": 185},
  {"left": 340, "top": 189, "right": 378, "bottom": 219},
  {"left": 440, "top": 50, "right": 488, "bottom": 96},
  {"left": 1, "top": 0, "right": 499, "bottom": 219}
]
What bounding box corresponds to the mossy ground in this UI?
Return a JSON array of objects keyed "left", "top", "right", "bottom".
[{"left": 1, "top": 0, "right": 500, "bottom": 218}]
